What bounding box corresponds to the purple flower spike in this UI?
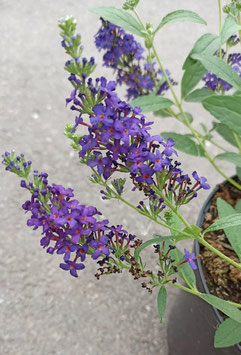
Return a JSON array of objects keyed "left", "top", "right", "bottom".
[{"left": 184, "top": 249, "right": 197, "bottom": 270}]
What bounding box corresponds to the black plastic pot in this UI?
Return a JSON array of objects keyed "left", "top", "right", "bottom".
[{"left": 167, "top": 183, "right": 241, "bottom": 355}]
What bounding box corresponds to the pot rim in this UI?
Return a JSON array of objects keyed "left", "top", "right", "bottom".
[{"left": 195, "top": 179, "right": 241, "bottom": 351}]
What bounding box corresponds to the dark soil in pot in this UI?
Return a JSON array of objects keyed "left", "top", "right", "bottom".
[
  {"left": 167, "top": 179, "right": 241, "bottom": 355},
  {"left": 199, "top": 179, "right": 241, "bottom": 305}
]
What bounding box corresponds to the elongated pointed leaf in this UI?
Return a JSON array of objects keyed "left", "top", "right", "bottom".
[
  {"left": 215, "top": 318, "right": 241, "bottom": 348},
  {"left": 204, "top": 214, "right": 241, "bottom": 233},
  {"left": 215, "top": 152, "right": 241, "bottom": 168},
  {"left": 192, "top": 53, "right": 241, "bottom": 91},
  {"left": 181, "top": 61, "right": 207, "bottom": 99},
  {"left": 157, "top": 286, "right": 167, "bottom": 322},
  {"left": 155, "top": 10, "right": 206, "bottom": 33},
  {"left": 90, "top": 6, "right": 144, "bottom": 37},
  {"left": 221, "top": 14, "right": 241, "bottom": 44},
  {"left": 201, "top": 294, "right": 241, "bottom": 323},
  {"left": 131, "top": 94, "right": 173, "bottom": 113},
  {"left": 161, "top": 132, "right": 205, "bottom": 157},
  {"left": 215, "top": 123, "right": 238, "bottom": 147},
  {"left": 203, "top": 96, "right": 241, "bottom": 136},
  {"left": 183, "top": 33, "right": 219, "bottom": 70},
  {"left": 217, "top": 198, "right": 241, "bottom": 260},
  {"left": 181, "top": 33, "right": 220, "bottom": 98},
  {"left": 184, "top": 88, "right": 216, "bottom": 102}
]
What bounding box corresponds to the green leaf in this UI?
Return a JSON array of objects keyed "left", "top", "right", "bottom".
[
  {"left": 214, "top": 123, "right": 237, "bottom": 147},
  {"left": 182, "top": 225, "right": 201, "bottom": 237},
  {"left": 130, "top": 94, "right": 173, "bottom": 113},
  {"left": 204, "top": 214, "right": 241, "bottom": 233},
  {"left": 181, "top": 33, "right": 220, "bottom": 98},
  {"left": 155, "top": 10, "right": 206, "bottom": 33},
  {"left": 215, "top": 152, "right": 241, "bottom": 168},
  {"left": 184, "top": 88, "right": 216, "bottom": 102},
  {"left": 235, "top": 198, "right": 241, "bottom": 213},
  {"left": 214, "top": 318, "right": 241, "bottom": 348},
  {"left": 164, "top": 209, "right": 182, "bottom": 237},
  {"left": 181, "top": 61, "right": 207, "bottom": 99},
  {"left": 191, "top": 53, "right": 241, "bottom": 91},
  {"left": 237, "top": 166, "right": 241, "bottom": 181},
  {"left": 183, "top": 33, "right": 219, "bottom": 70},
  {"left": 220, "top": 14, "right": 241, "bottom": 44},
  {"left": 177, "top": 112, "right": 193, "bottom": 123},
  {"left": 154, "top": 109, "right": 172, "bottom": 118},
  {"left": 161, "top": 132, "right": 205, "bottom": 157},
  {"left": 201, "top": 294, "right": 241, "bottom": 323},
  {"left": 217, "top": 198, "right": 241, "bottom": 260},
  {"left": 90, "top": 6, "right": 144, "bottom": 37},
  {"left": 157, "top": 286, "right": 167, "bottom": 323},
  {"left": 203, "top": 95, "right": 241, "bottom": 136}
]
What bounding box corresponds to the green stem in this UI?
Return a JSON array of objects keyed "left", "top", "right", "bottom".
[
  {"left": 218, "top": 0, "right": 222, "bottom": 58},
  {"left": 170, "top": 281, "right": 241, "bottom": 308},
  {"left": 197, "top": 236, "right": 241, "bottom": 270}
]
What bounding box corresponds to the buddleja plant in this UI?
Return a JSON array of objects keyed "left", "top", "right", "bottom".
[{"left": 2, "top": 0, "right": 241, "bottom": 350}]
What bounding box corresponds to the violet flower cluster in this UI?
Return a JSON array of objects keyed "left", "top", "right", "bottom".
[
  {"left": 95, "top": 19, "right": 174, "bottom": 100},
  {"left": 66, "top": 74, "right": 210, "bottom": 209}
]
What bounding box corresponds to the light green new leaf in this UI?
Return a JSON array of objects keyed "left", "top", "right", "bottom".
[
  {"left": 90, "top": 7, "right": 144, "bottom": 37},
  {"left": 191, "top": 53, "right": 241, "bottom": 91},
  {"left": 131, "top": 94, "right": 173, "bottom": 113},
  {"left": 157, "top": 286, "right": 167, "bottom": 323},
  {"left": 215, "top": 318, "right": 241, "bottom": 348},
  {"left": 155, "top": 10, "right": 207, "bottom": 33},
  {"left": 215, "top": 152, "right": 241, "bottom": 168},
  {"left": 161, "top": 132, "right": 205, "bottom": 157},
  {"left": 203, "top": 96, "right": 241, "bottom": 136},
  {"left": 217, "top": 198, "right": 241, "bottom": 260},
  {"left": 220, "top": 14, "right": 241, "bottom": 44},
  {"left": 184, "top": 88, "right": 216, "bottom": 102},
  {"left": 204, "top": 214, "right": 241, "bottom": 234},
  {"left": 214, "top": 123, "right": 238, "bottom": 147},
  {"left": 201, "top": 294, "right": 241, "bottom": 323}
]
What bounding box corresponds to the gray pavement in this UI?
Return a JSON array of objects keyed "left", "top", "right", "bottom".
[{"left": 0, "top": 1, "right": 233, "bottom": 354}]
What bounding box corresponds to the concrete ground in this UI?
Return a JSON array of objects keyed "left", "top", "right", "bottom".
[{"left": 0, "top": 1, "right": 233, "bottom": 354}]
